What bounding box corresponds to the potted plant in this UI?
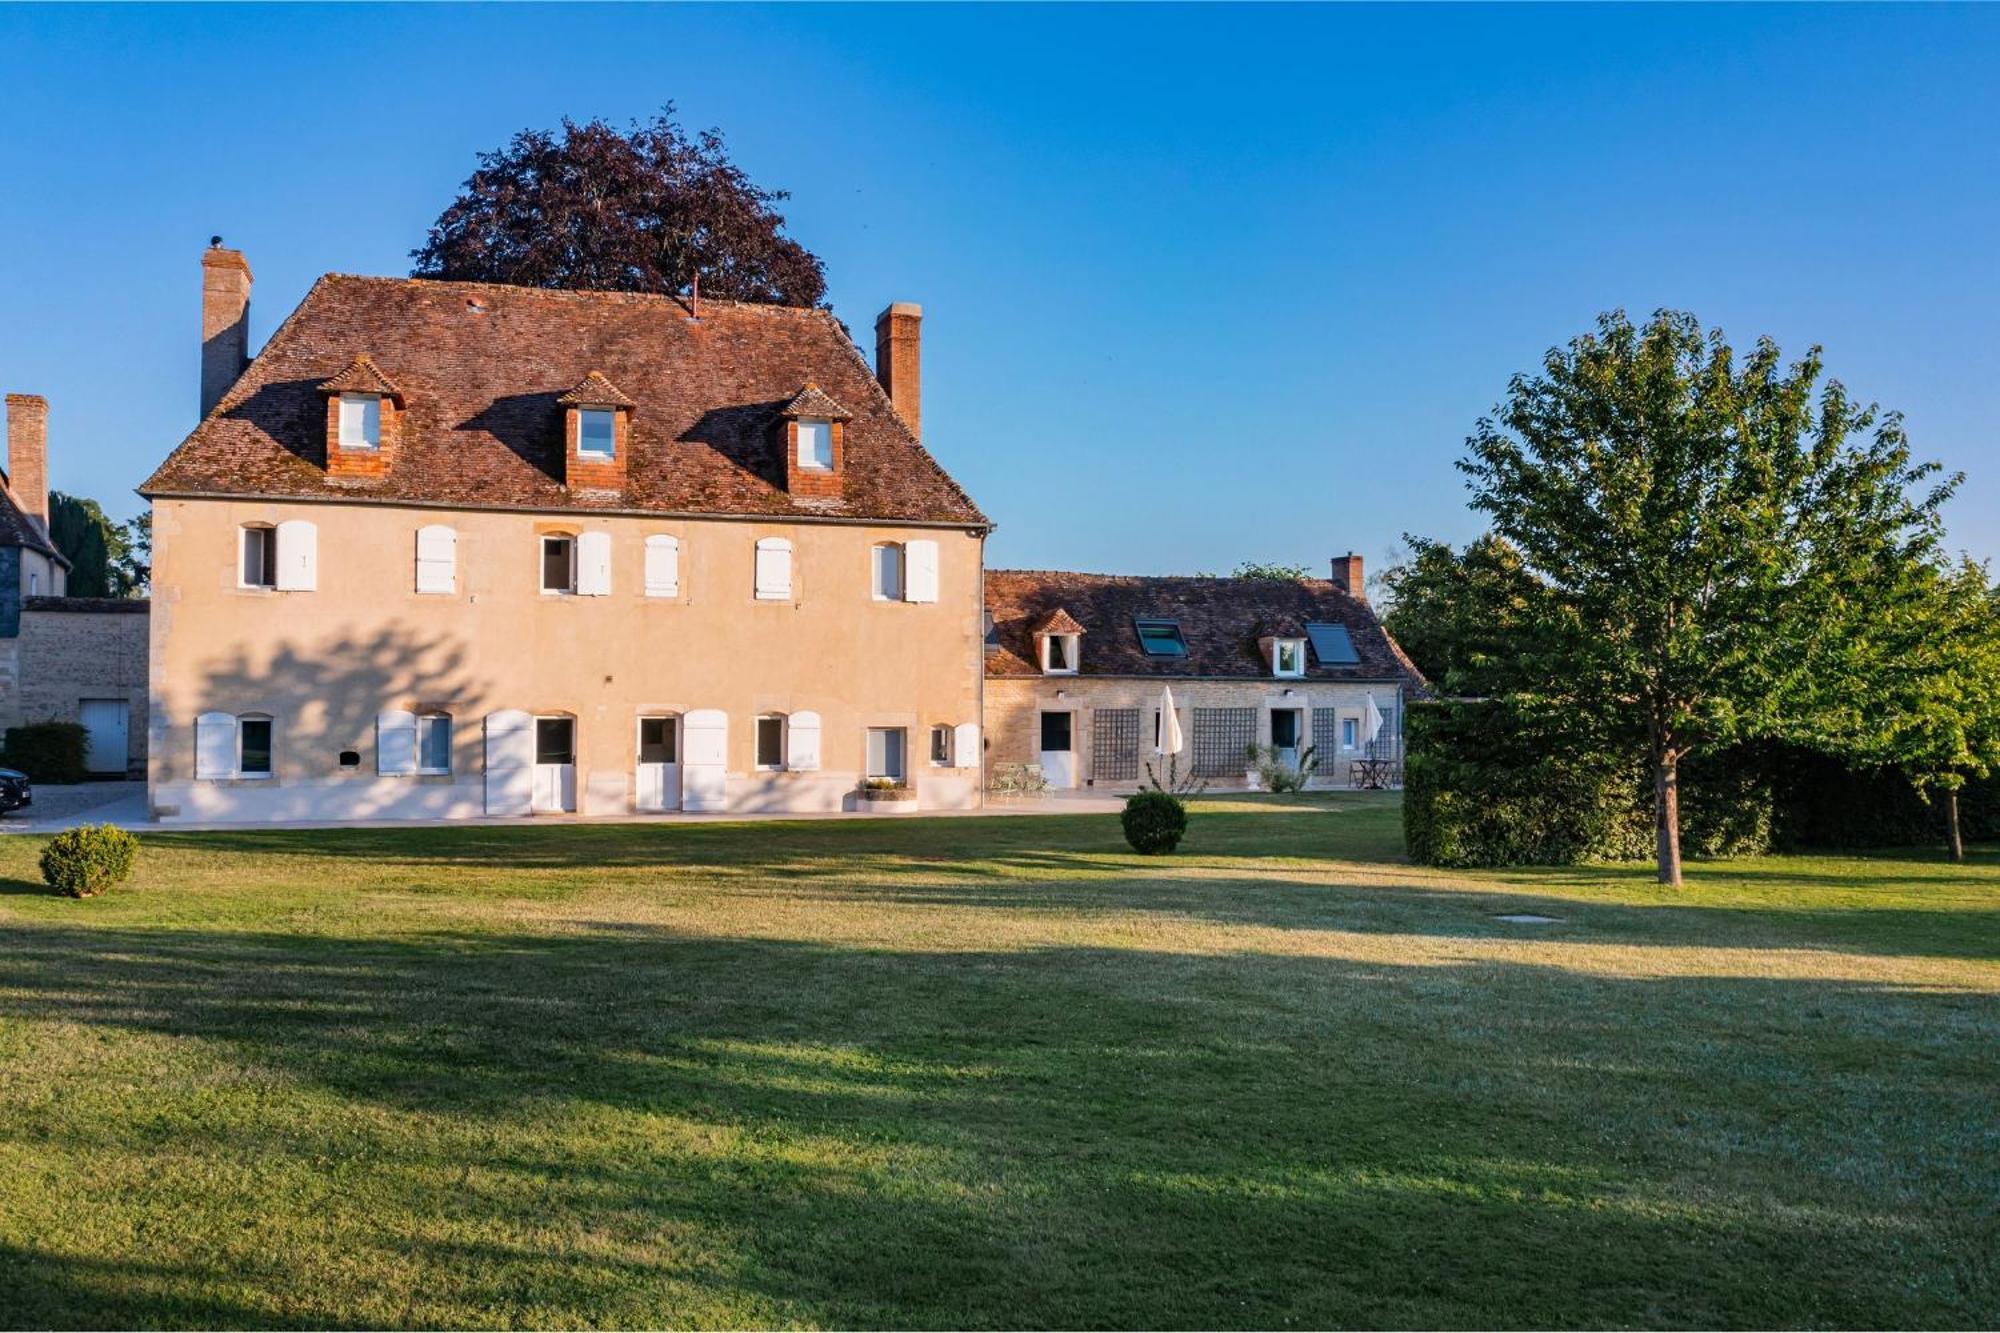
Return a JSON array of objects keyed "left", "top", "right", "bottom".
[{"left": 856, "top": 776, "right": 919, "bottom": 814}]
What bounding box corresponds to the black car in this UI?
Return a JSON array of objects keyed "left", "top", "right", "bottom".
[{"left": 0, "top": 768, "right": 31, "bottom": 814}]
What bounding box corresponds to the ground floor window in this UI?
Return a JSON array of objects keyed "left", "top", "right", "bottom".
[
  {"left": 1341, "top": 717, "right": 1359, "bottom": 751},
  {"left": 867, "top": 727, "right": 906, "bottom": 781},
  {"left": 417, "top": 713, "right": 453, "bottom": 774},
  {"left": 535, "top": 716, "right": 575, "bottom": 765},
  {"left": 756, "top": 715, "right": 786, "bottom": 769},
  {"left": 238, "top": 716, "right": 273, "bottom": 777},
  {"left": 639, "top": 716, "right": 677, "bottom": 764},
  {"left": 930, "top": 725, "right": 952, "bottom": 767}
]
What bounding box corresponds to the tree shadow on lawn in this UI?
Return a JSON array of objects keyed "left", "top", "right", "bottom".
[{"left": 0, "top": 919, "right": 1994, "bottom": 1329}]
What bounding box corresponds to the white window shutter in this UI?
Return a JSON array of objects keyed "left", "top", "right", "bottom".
[
  {"left": 377, "top": 709, "right": 418, "bottom": 775},
  {"left": 577, "top": 531, "right": 613, "bottom": 596},
  {"left": 644, "top": 534, "right": 680, "bottom": 597},
  {"left": 275, "top": 519, "right": 317, "bottom": 591},
  {"left": 787, "top": 710, "right": 822, "bottom": 771},
  {"left": 483, "top": 710, "right": 534, "bottom": 815},
  {"left": 906, "top": 539, "right": 939, "bottom": 603},
  {"left": 681, "top": 708, "right": 729, "bottom": 811},
  {"left": 195, "top": 711, "right": 237, "bottom": 779},
  {"left": 755, "top": 538, "right": 792, "bottom": 601},
  {"left": 415, "top": 525, "right": 456, "bottom": 594},
  {"left": 953, "top": 723, "right": 980, "bottom": 769}
]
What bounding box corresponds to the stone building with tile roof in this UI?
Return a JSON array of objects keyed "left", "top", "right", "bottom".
[{"left": 141, "top": 244, "right": 988, "bottom": 821}]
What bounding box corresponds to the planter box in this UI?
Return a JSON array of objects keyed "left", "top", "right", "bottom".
[{"left": 857, "top": 788, "right": 920, "bottom": 815}]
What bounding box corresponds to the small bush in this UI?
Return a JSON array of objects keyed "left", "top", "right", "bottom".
[
  {"left": 1121, "top": 790, "right": 1188, "bottom": 855},
  {"left": 2, "top": 721, "right": 89, "bottom": 784},
  {"left": 40, "top": 823, "right": 138, "bottom": 898}
]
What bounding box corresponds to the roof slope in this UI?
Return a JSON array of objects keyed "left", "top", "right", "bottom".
[
  {"left": 0, "top": 484, "right": 62, "bottom": 562},
  {"left": 143, "top": 275, "right": 988, "bottom": 527},
  {"left": 985, "top": 569, "right": 1427, "bottom": 689}
]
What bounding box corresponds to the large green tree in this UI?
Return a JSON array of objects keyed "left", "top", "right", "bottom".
[
  {"left": 49, "top": 492, "right": 138, "bottom": 598},
  {"left": 1456, "top": 310, "right": 1953, "bottom": 884}
]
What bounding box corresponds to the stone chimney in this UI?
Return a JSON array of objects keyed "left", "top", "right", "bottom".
[
  {"left": 200, "top": 239, "right": 253, "bottom": 419},
  {"left": 874, "top": 302, "right": 922, "bottom": 438},
  {"left": 1331, "top": 552, "right": 1365, "bottom": 599},
  {"left": 4, "top": 393, "right": 49, "bottom": 536}
]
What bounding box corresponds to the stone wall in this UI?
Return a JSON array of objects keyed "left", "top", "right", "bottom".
[{"left": 6, "top": 598, "right": 149, "bottom": 775}]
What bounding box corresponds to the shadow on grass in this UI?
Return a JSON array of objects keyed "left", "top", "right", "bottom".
[{"left": 1, "top": 918, "right": 1995, "bottom": 1328}]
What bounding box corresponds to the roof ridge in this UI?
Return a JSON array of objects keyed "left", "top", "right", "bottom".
[
  {"left": 321, "top": 272, "right": 829, "bottom": 319},
  {"left": 989, "top": 567, "right": 1336, "bottom": 586}
]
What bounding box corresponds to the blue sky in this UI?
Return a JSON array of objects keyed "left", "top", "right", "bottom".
[{"left": 3, "top": 3, "right": 1995, "bottom": 575}]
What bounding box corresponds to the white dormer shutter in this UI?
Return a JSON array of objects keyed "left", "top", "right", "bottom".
[
  {"left": 644, "top": 534, "right": 680, "bottom": 597},
  {"left": 953, "top": 723, "right": 980, "bottom": 769},
  {"left": 787, "top": 710, "right": 822, "bottom": 771},
  {"left": 377, "top": 709, "right": 418, "bottom": 776},
  {"left": 755, "top": 538, "right": 792, "bottom": 601},
  {"left": 195, "top": 711, "right": 237, "bottom": 779},
  {"left": 415, "top": 525, "right": 456, "bottom": 594},
  {"left": 275, "top": 519, "right": 317, "bottom": 591},
  {"left": 577, "top": 531, "right": 613, "bottom": 596},
  {"left": 905, "top": 539, "right": 939, "bottom": 603}
]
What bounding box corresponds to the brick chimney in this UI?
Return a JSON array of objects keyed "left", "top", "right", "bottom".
[
  {"left": 1331, "top": 552, "right": 1364, "bottom": 599},
  {"left": 4, "top": 393, "right": 49, "bottom": 537},
  {"left": 874, "top": 302, "right": 922, "bottom": 438},
  {"left": 200, "top": 239, "right": 253, "bottom": 419}
]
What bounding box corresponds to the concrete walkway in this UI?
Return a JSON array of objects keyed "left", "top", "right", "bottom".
[{"left": 0, "top": 782, "right": 147, "bottom": 834}]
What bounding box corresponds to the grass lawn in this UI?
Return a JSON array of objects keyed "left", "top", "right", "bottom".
[{"left": 1, "top": 793, "right": 1995, "bottom": 1329}]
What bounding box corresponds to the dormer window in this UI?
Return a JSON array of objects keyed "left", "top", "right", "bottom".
[
  {"left": 338, "top": 394, "right": 380, "bottom": 449},
  {"left": 1043, "top": 634, "right": 1078, "bottom": 673},
  {"left": 1273, "top": 638, "right": 1306, "bottom": 678},
  {"left": 797, "top": 419, "right": 833, "bottom": 471},
  {"left": 578, "top": 408, "right": 616, "bottom": 459}
]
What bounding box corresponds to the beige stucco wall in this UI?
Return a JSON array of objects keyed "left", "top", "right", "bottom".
[
  {"left": 17, "top": 548, "right": 65, "bottom": 598},
  {"left": 149, "top": 497, "right": 986, "bottom": 820},
  {"left": 984, "top": 675, "right": 1406, "bottom": 791}
]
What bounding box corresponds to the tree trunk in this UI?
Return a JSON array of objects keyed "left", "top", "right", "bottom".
[
  {"left": 1946, "top": 788, "right": 1964, "bottom": 864},
  {"left": 1654, "top": 753, "right": 1683, "bottom": 886}
]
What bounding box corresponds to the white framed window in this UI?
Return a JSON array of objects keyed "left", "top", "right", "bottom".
[
  {"left": 644, "top": 534, "right": 680, "bottom": 598},
  {"left": 796, "top": 418, "right": 832, "bottom": 471},
  {"left": 754, "top": 537, "right": 793, "bottom": 601},
  {"left": 578, "top": 408, "right": 616, "bottom": 459},
  {"left": 755, "top": 714, "right": 787, "bottom": 770},
  {"left": 240, "top": 524, "right": 277, "bottom": 589},
  {"left": 1042, "top": 633, "right": 1079, "bottom": 674},
  {"left": 338, "top": 394, "right": 381, "bottom": 450},
  {"left": 1341, "top": 717, "right": 1359, "bottom": 751},
  {"left": 1274, "top": 639, "right": 1306, "bottom": 678},
  {"left": 930, "top": 725, "right": 952, "bottom": 767},
  {"left": 541, "top": 535, "right": 575, "bottom": 594},
  {"left": 872, "top": 543, "right": 904, "bottom": 600},
  {"left": 866, "top": 727, "right": 907, "bottom": 782},
  {"left": 237, "top": 714, "right": 274, "bottom": 778},
  {"left": 417, "top": 713, "right": 452, "bottom": 774},
  {"left": 415, "top": 524, "right": 456, "bottom": 594}
]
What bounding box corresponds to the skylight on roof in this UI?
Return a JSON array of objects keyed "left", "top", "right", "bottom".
[
  {"left": 1134, "top": 618, "right": 1188, "bottom": 657},
  {"left": 1306, "top": 622, "right": 1359, "bottom": 665}
]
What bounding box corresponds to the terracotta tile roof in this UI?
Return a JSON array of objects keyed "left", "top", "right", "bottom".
[
  {"left": 556, "top": 370, "right": 636, "bottom": 409},
  {"left": 985, "top": 569, "right": 1428, "bottom": 691},
  {"left": 0, "top": 484, "right": 62, "bottom": 562},
  {"left": 142, "top": 275, "right": 988, "bottom": 528},
  {"left": 778, "top": 382, "right": 852, "bottom": 421},
  {"left": 317, "top": 354, "right": 405, "bottom": 404},
  {"left": 1031, "top": 607, "right": 1087, "bottom": 636}
]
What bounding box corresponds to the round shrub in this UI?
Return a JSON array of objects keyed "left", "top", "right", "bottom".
[
  {"left": 1121, "top": 790, "right": 1188, "bottom": 855},
  {"left": 39, "top": 823, "right": 138, "bottom": 899}
]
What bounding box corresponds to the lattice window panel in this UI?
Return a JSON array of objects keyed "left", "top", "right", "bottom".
[
  {"left": 1093, "top": 708, "right": 1139, "bottom": 782},
  {"left": 1192, "top": 707, "right": 1256, "bottom": 777},
  {"left": 1312, "top": 708, "right": 1340, "bottom": 757}
]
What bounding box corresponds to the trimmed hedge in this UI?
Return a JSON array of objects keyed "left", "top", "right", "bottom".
[
  {"left": 2, "top": 721, "right": 88, "bottom": 784},
  {"left": 1121, "top": 790, "right": 1188, "bottom": 855},
  {"left": 40, "top": 823, "right": 139, "bottom": 898}
]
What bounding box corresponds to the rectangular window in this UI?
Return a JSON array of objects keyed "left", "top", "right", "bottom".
[
  {"left": 535, "top": 717, "right": 575, "bottom": 765},
  {"left": 417, "top": 714, "right": 452, "bottom": 774},
  {"left": 1275, "top": 640, "right": 1304, "bottom": 676},
  {"left": 1134, "top": 619, "right": 1188, "bottom": 656},
  {"left": 1306, "top": 622, "right": 1359, "bottom": 665},
  {"left": 238, "top": 717, "right": 273, "bottom": 777},
  {"left": 639, "top": 716, "right": 677, "bottom": 764},
  {"left": 756, "top": 715, "right": 785, "bottom": 769},
  {"left": 1044, "top": 635, "right": 1074, "bottom": 672},
  {"left": 867, "top": 727, "right": 906, "bottom": 781},
  {"left": 541, "top": 536, "right": 574, "bottom": 593},
  {"left": 872, "top": 544, "right": 903, "bottom": 600},
  {"left": 930, "top": 724, "right": 952, "bottom": 766},
  {"left": 578, "top": 409, "right": 615, "bottom": 458},
  {"left": 1342, "top": 718, "right": 1359, "bottom": 750},
  {"left": 1039, "top": 711, "right": 1072, "bottom": 753},
  {"left": 338, "top": 395, "right": 381, "bottom": 449},
  {"left": 240, "top": 526, "right": 276, "bottom": 588},
  {"left": 797, "top": 419, "right": 832, "bottom": 470}
]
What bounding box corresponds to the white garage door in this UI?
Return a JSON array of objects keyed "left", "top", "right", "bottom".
[{"left": 80, "top": 699, "right": 127, "bottom": 774}]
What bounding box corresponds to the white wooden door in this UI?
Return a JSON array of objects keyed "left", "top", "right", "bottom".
[
  {"left": 79, "top": 699, "right": 127, "bottom": 774},
  {"left": 1038, "top": 711, "right": 1076, "bottom": 788},
  {"left": 636, "top": 715, "right": 681, "bottom": 812},
  {"left": 681, "top": 709, "right": 728, "bottom": 811},
  {"left": 532, "top": 716, "right": 576, "bottom": 813}
]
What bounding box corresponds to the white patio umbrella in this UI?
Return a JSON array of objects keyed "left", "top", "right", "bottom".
[
  {"left": 1363, "top": 692, "right": 1385, "bottom": 750},
  {"left": 1156, "top": 684, "right": 1184, "bottom": 757}
]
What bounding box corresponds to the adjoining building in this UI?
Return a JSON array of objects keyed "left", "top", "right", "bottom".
[{"left": 982, "top": 561, "right": 1425, "bottom": 791}]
